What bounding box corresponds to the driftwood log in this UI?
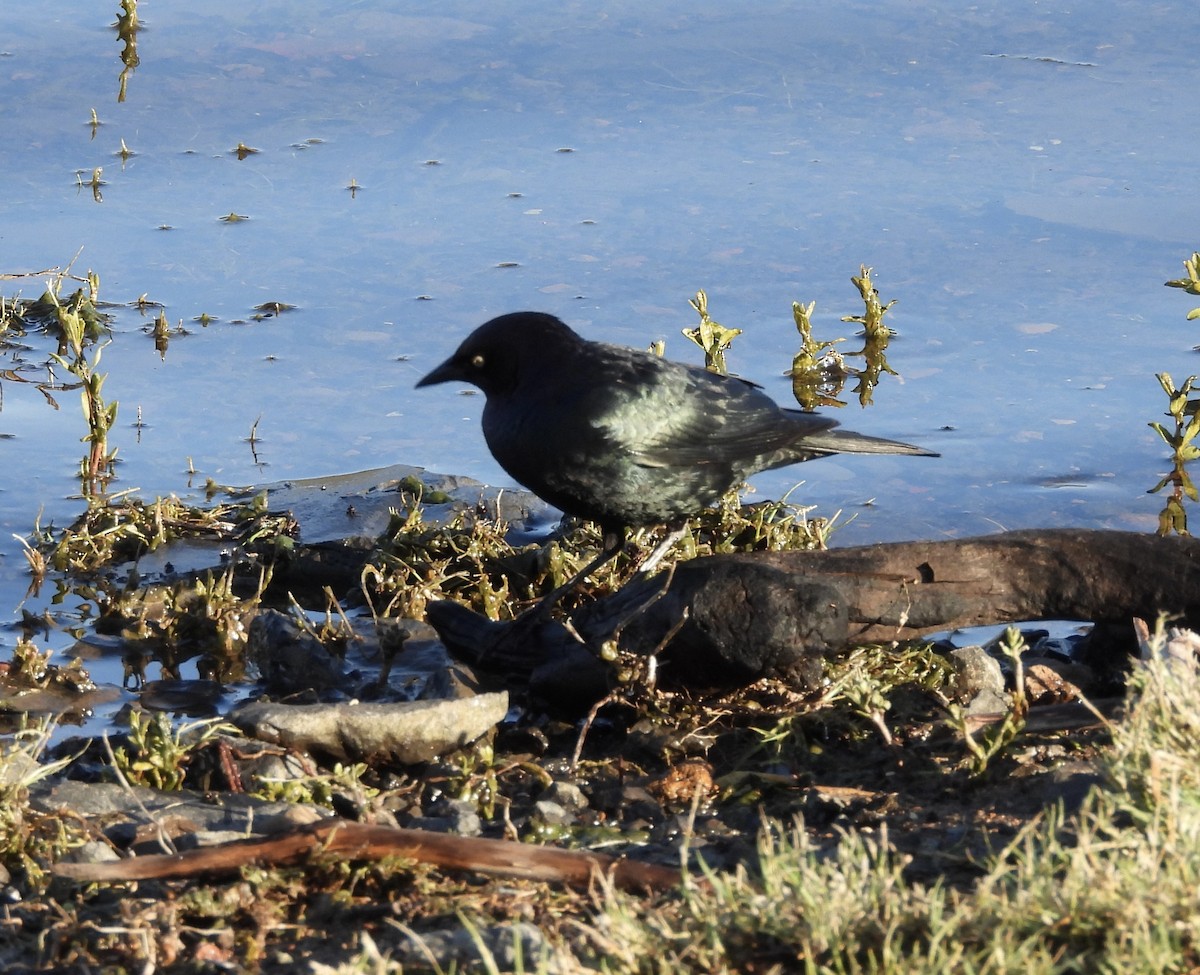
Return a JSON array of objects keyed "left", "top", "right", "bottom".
[{"left": 426, "top": 529, "right": 1200, "bottom": 703}]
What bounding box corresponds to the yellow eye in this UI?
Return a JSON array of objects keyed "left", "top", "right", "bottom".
[{"left": 470, "top": 354, "right": 485, "bottom": 369}]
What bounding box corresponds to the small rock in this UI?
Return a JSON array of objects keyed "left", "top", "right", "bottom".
[
  {"left": 1024, "top": 663, "right": 1078, "bottom": 704},
  {"left": 257, "top": 804, "right": 328, "bottom": 833},
  {"left": 236, "top": 749, "right": 314, "bottom": 792},
  {"left": 61, "top": 840, "right": 120, "bottom": 866},
  {"left": 442, "top": 799, "right": 483, "bottom": 837},
  {"left": 541, "top": 780, "right": 588, "bottom": 811},
  {"left": 947, "top": 646, "right": 1009, "bottom": 715},
  {"left": 32, "top": 780, "right": 162, "bottom": 819},
  {"left": 1023, "top": 656, "right": 1097, "bottom": 701},
  {"left": 33, "top": 780, "right": 329, "bottom": 840},
  {"left": 532, "top": 799, "right": 572, "bottom": 827},
  {"left": 247, "top": 608, "right": 345, "bottom": 694},
  {"left": 618, "top": 784, "right": 662, "bottom": 822}
]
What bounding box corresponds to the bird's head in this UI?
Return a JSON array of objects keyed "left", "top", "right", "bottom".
[{"left": 416, "top": 311, "right": 580, "bottom": 398}]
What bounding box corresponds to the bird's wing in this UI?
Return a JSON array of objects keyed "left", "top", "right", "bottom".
[{"left": 586, "top": 351, "right": 837, "bottom": 469}]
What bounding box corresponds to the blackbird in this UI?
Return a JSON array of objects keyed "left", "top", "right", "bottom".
[{"left": 417, "top": 312, "right": 936, "bottom": 595}]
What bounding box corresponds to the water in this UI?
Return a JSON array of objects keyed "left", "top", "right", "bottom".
[{"left": 1, "top": 1, "right": 1197, "bottom": 724}]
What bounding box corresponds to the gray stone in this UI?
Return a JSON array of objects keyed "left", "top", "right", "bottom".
[
  {"left": 532, "top": 800, "right": 572, "bottom": 827},
  {"left": 31, "top": 779, "right": 328, "bottom": 837},
  {"left": 61, "top": 840, "right": 120, "bottom": 866},
  {"left": 542, "top": 780, "right": 588, "bottom": 811},
  {"left": 947, "top": 645, "right": 1009, "bottom": 715},
  {"left": 229, "top": 691, "right": 509, "bottom": 765}
]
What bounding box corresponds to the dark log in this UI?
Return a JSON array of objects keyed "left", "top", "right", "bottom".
[
  {"left": 53, "top": 817, "right": 681, "bottom": 892},
  {"left": 427, "top": 530, "right": 1200, "bottom": 692}
]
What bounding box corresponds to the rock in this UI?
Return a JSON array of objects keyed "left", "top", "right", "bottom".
[
  {"left": 248, "top": 464, "right": 549, "bottom": 547},
  {"left": 229, "top": 692, "right": 509, "bottom": 765},
  {"left": 541, "top": 780, "right": 588, "bottom": 812},
  {"left": 947, "top": 645, "right": 1009, "bottom": 715},
  {"left": 60, "top": 840, "right": 120, "bottom": 866},
  {"left": 31, "top": 780, "right": 329, "bottom": 837},
  {"left": 247, "top": 609, "right": 345, "bottom": 694},
  {"left": 415, "top": 798, "right": 484, "bottom": 837},
  {"left": 532, "top": 800, "right": 572, "bottom": 827},
  {"left": 1024, "top": 662, "right": 1081, "bottom": 704}
]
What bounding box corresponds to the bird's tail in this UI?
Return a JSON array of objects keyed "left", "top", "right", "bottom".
[{"left": 803, "top": 428, "right": 939, "bottom": 457}]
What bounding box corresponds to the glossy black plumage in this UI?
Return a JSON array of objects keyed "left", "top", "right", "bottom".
[{"left": 416, "top": 312, "right": 935, "bottom": 534}]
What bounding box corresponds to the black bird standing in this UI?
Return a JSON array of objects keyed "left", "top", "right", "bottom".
[{"left": 417, "top": 311, "right": 936, "bottom": 594}]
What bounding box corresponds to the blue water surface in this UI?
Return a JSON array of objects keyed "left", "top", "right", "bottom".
[{"left": 1, "top": 1, "right": 1197, "bottom": 684}]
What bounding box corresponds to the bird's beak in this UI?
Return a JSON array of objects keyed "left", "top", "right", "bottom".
[{"left": 415, "top": 356, "right": 463, "bottom": 388}]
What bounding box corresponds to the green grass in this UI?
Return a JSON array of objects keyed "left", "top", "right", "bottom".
[{"left": 571, "top": 620, "right": 1200, "bottom": 975}]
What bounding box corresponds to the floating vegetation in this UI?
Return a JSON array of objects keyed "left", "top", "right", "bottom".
[
  {"left": 0, "top": 263, "right": 120, "bottom": 499},
  {"left": 2, "top": 640, "right": 96, "bottom": 697},
  {"left": 839, "top": 265, "right": 901, "bottom": 406},
  {"left": 251, "top": 301, "right": 295, "bottom": 319},
  {"left": 148, "top": 309, "right": 176, "bottom": 358},
  {"left": 671, "top": 271, "right": 906, "bottom": 412},
  {"left": 1148, "top": 372, "right": 1200, "bottom": 535},
  {"left": 789, "top": 299, "right": 848, "bottom": 409},
  {"left": 1149, "top": 257, "right": 1200, "bottom": 535},
  {"left": 683, "top": 289, "right": 741, "bottom": 374},
  {"left": 74, "top": 167, "right": 105, "bottom": 203},
  {"left": 112, "top": 0, "right": 140, "bottom": 103},
  {"left": 1165, "top": 250, "right": 1200, "bottom": 321},
  {"left": 44, "top": 491, "right": 292, "bottom": 573}
]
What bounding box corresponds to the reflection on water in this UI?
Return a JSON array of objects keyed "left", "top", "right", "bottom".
[{"left": 1, "top": 0, "right": 1198, "bottom": 670}]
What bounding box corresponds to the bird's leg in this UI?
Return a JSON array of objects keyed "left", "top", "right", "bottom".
[
  {"left": 522, "top": 523, "right": 685, "bottom": 622},
  {"left": 522, "top": 529, "right": 626, "bottom": 620},
  {"left": 638, "top": 522, "right": 689, "bottom": 576}
]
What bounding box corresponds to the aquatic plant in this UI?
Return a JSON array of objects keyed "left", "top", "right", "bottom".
[
  {"left": 1147, "top": 372, "right": 1200, "bottom": 535},
  {"left": 683, "top": 289, "right": 742, "bottom": 374}
]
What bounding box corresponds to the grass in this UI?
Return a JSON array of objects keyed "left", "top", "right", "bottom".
[
  {"left": 360, "top": 481, "right": 832, "bottom": 624},
  {"left": 289, "top": 621, "right": 1200, "bottom": 975}
]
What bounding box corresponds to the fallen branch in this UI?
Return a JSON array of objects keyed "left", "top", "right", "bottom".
[{"left": 52, "top": 817, "right": 682, "bottom": 892}]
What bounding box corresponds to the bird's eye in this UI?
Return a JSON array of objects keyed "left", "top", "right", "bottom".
[{"left": 470, "top": 354, "right": 486, "bottom": 369}]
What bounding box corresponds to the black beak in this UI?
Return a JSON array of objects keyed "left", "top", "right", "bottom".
[{"left": 415, "top": 357, "right": 464, "bottom": 388}]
